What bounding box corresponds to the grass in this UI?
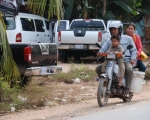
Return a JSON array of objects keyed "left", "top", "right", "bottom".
[
  {"left": 50, "top": 62, "right": 96, "bottom": 83},
  {"left": 0, "top": 63, "right": 97, "bottom": 114},
  {"left": 0, "top": 61, "right": 150, "bottom": 114}
]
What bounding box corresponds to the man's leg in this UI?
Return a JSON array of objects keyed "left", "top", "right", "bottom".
[
  {"left": 124, "top": 62, "right": 133, "bottom": 88},
  {"left": 95, "top": 64, "right": 102, "bottom": 78}
]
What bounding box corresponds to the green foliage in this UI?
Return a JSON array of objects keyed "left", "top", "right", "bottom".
[
  {"left": 0, "top": 12, "right": 21, "bottom": 86},
  {"left": 70, "top": 0, "right": 150, "bottom": 22},
  {"left": 114, "top": 1, "right": 132, "bottom": 13},
  {"left": 26, "top": 0, "right": 63, "bottom": 20},
  {"left": 0, "top": 76, "right": 22, "bottom": 112},
  {"left": 51, "top": 63, "right": 96, "bottom": 83}
]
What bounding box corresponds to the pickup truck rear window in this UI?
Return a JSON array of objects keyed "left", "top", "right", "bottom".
[
  {"left": 5, "top": 17, "right": 16, "bottom": 30},
  {"left": 70, "top": 21, "right": 104, "bottom": 30},
  {"left": 57, "top": 21, "right": 67, "bottom": 32}
]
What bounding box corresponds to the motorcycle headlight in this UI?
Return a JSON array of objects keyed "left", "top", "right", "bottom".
[{"left": 107, "top": 53, "right": 116, "bottom": 59}]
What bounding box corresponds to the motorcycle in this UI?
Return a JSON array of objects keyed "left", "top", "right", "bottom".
[{"left": 96, "top": 44, "right": 134, "bottom": 107}]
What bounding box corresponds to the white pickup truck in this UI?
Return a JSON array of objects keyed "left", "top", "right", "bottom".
[{"left": 53, "top": 19, "right": 111, "bottom": 62}]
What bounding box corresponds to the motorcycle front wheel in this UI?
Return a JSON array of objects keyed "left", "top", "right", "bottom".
[{"left": 97, "top": 78, "right": 109, "bottom": 107}]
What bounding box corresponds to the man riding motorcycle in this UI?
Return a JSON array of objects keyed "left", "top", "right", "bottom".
[{"left": 96, "top": 21, "right": 137, "bottom": 92}]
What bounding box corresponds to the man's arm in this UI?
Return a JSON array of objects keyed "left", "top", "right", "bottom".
[{"left": 98, "top": 39, "right": 111, "bottom": 52}]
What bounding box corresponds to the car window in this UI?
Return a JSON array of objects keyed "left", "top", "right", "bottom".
[
  {"left": 5, "top": 16, "right": 16, "bottom": 30},
  {"left": 70, "top": 21, "right": 104, "bottom": 30},
  {"left": 34, "top": 19, "right": 45, "bottom": 32},
  {"left": 57, "top": 21, "right": 67, "bottom": 32},
  {"left": 45, "top": 20, "right": 49, "bottom": 30},
  {"left": 20, "top": 18, "right": 35, "bottom": 31}
]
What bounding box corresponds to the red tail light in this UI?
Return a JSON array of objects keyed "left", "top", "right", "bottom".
[
  {"left": 16, "top": 33, "right": 22, "bottom": 42},
  {"left": 58, "top": 31, "right": 61, "bottom": 42},
  {"left": 98, "top": 32, "right": 102, "bottom": 42},
  {"left": 24, "top": 47, "right": 31, "bottom": 62}
]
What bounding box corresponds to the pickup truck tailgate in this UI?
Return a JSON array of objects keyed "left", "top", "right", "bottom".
[
  {"left": 60, "top": 30, "right": 100, "bottom": 44},
  {"left": 10, "top": 43, "right": 61, "bottom": 76},
  {"left": 31, "top": 43, "right": 57, "bottom": 66}
]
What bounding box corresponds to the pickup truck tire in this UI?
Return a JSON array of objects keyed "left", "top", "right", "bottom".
[
  {"left": 62, "top": 55, "right": 68, "bottom": 63},
  {"left": 20, "top": 75, "right": 32, "bottom": 86},
  {"left": 58, "top": 50, "right": 68, "bottom": 63},
  {"left": 74, "top": 55, "right": 80, "bottom": 62}
]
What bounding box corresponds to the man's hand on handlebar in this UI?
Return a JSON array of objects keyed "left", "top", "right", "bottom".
[
  {"left": 97, "top": 51, "right": 110, "bottom": 57},
  {"left": 96, "top": 52, "right": 102, "bottom": 57}
]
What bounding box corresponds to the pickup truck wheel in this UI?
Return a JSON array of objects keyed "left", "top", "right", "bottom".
[
  {"left": 74, "top": 55, "right": 80, "bottom": 62},
  {"left": 62, "top": 55, "right": 68, "bottom": 63},
  {"left": 20, "top": 76, "right": 32, "bottom": 86}
]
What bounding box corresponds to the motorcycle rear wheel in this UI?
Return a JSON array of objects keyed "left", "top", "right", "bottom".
[{"left": 97, "top": 78, "right": 109, "bottom": 107}]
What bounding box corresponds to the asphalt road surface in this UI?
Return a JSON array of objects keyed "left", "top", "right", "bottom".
[{"left": 70, "top": 100, "right": 150, "bottom": 120}]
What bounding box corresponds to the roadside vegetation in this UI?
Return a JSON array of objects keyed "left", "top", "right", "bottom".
[
  {"left": 0, "top": 61, "right": 150, "bottom": 115},
  {"left": 0, "top": 63, "right": 97, "bottom": 115}
]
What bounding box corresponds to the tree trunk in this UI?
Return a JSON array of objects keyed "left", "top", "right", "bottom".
[{"left": 103, "top": 0, "right": 107, "bottom": 16}]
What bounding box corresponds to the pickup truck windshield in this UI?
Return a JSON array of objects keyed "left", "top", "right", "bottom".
[{"left": 70, "top": 20, "right": 104, "bottom": 30}]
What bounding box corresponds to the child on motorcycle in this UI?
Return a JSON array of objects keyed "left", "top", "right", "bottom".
[{"left": 101, "top": 34, "right": 125, "bottom": 87}]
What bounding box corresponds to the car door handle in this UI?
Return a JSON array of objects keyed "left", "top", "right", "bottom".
[
  {"left": 44, "top": 35, "right": 46, "bottom": 36},
  {"left": 48, "top": 35, "right": 49, "bottom": 37},
  {"left": 37, "top": 34, "right": 39, "bottom": 36}
]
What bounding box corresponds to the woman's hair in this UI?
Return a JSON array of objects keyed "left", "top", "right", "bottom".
[
  {"left": 126, "top": 22, "right": 136, "bottom": 30},
  {"left": 111, "top": 34, "right": 120, "bottom": 42}
]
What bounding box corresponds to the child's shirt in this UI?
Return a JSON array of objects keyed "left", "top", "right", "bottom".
[
  {"left": 107, "top": 45, "right": 124, "bottom": 62},
  {"left": 108, "top": 45, "right": 124, "bottom": 53}
]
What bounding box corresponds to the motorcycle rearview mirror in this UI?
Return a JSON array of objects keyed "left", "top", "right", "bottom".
[{"left": 96, "top": 43, "right": 101, "bottom": 48}]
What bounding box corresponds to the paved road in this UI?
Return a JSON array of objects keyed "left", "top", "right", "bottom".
[{"left": 70, "top": 100, "right": 150, "bottom": 120}]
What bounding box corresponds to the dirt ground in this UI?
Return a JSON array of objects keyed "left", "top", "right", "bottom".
[
  {"left": 1, "top": 80, "right": 150, "bottom": 120},
  {"left": 0, "top": 58, "right": 150, "bottom": 120}
]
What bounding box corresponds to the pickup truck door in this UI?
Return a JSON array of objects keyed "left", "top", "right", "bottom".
[
  {"left": 34, "top": 19, "right": 47, "bottom": 43},
  {"left": 49, "top": 20, "right": 56, "bottom": 43},
  {"left": 44, "top": 19, "right": 50, "bottom": 42},
  {"left": 54, "top": 20, "right": 70, "bottom": 45}
]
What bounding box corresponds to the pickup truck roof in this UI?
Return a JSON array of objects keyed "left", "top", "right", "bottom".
[{"left": 72, "top": 19, "right": 105, "bottom": 21}]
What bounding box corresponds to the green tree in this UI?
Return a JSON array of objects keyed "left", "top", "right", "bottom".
[
  {"left": 70, "top": 0, "right": 150, "bottom": 22},
  {"left": 0, "top": 12, "right": 21, "bottom": 86}
]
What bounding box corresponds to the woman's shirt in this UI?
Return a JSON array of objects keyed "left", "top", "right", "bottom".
[{"left": 131, "top": 34, "right": 142, "bottom": 60}]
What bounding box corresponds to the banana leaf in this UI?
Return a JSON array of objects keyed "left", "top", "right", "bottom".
[
  {"left": 114, "top": 1, "right": 132, "bottom": 13},
  {"left": 137, "top": 8, "right": 150, "bottom": 15}
]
